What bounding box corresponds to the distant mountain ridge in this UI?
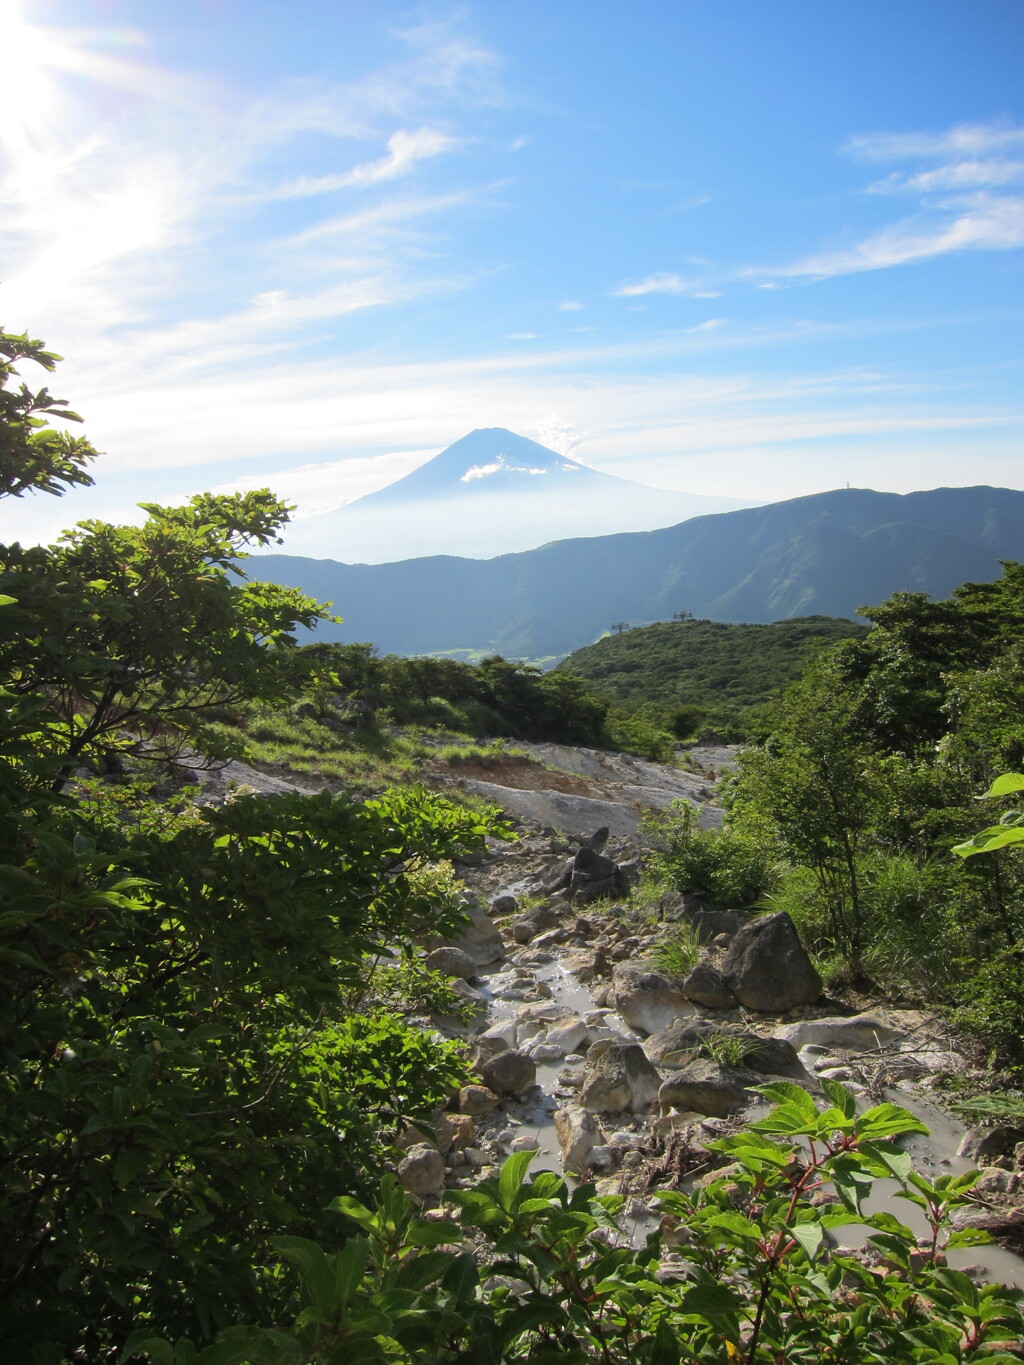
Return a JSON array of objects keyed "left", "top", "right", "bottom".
[
  {"left": 279, "top": 427, "right": 757, "bottom": 561},
  {"left": 247, "top": 484, "right": 1024, "bottom": 659}
]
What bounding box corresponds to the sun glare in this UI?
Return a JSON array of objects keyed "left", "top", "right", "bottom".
[{"left": 0, "top": 4, "right": 68, "bottom": 158}]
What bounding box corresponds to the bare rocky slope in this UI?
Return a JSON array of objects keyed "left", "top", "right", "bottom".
[{"left": 199, "top": 736, "right": 1024, "bottom": 1278}]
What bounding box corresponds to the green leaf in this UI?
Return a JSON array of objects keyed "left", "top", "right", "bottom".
[
  {"left": 497, "top": 1150, "right": 535, "bottom": 1213},
  {"left": 987, "top": 773, "right": 1024, "bottom": 797},
  {"left": 327, "top": 1195, "right": 378, "bottom": 1234},
  {"left": 954, "top": 825, "right": 1024, "bottom": 857},
  {"left": 789, "top": 1219, "right": 825, "bottom": 1262},
  {"left": 819, "top": 1077, "right": 858, "bottom": 1119},
  {"left": 855, "top": 1102, "right": 928, "bottom": 1140},
  {"left": 334, "top": 1235, "right": 369, "bottom": 1309},
  {"left": 648, "top": 1317, "right": 680, "bottom": 1365},
  {"left": 405, "top": 1218, "right": 461, "bottom": 1248}
]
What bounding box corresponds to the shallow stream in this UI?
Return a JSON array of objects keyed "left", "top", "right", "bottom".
[{"left": 473, "top": 952, "right": 1024, "bottom": 1288}]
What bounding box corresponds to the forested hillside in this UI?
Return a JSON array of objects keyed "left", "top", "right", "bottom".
[{"left": 558, "top": 614, "right": 867, "bottom": 732}]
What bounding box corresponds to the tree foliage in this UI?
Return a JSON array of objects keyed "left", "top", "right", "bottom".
[{"left": 0, "top": 328, "right": 508, "bottom": 1358}]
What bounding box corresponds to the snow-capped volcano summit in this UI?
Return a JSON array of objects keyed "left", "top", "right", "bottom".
[{"left": 280, "top": 428, "right": 756, "bottom": 563}]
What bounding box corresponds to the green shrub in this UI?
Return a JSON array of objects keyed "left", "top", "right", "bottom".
[
  {"left": 952, "top": 946, "right": 1024, "bottom": 1076},
  {"left": 643, "top": 799, "right": 780, "bottom": 908},
  {"left": 134, "top": 1084, "right": 1024, "bottom": 1365}
]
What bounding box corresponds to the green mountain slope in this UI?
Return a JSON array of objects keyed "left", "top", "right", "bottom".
[
  {"left": 557, "top": 615, "right": 868, "bottom": 712},
  {"left": 246, "top": 485, "right": 1024, "bottom": 658}
]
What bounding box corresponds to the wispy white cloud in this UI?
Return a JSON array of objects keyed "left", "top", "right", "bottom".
[
  {"left": 0, "top": 9, "right": 501, "bottom": 351},
  {"left": 535, "top": 415, "right": 584, "bottom": 457},
  {"left": 461, "top": 457, "right": 548, "bottom": 482},
  {"left": 758, "top": 193, "right": 1024, "bottom": 282},
  {"left": 558, "top": 299, "right": 583, "bottom": 311},
  {"left": 870, "top": 159, "right": 1024, "bottom": 194},
  {"left": 848, "top": 122, "right": 1024, "bottom": 161},
  {"left": 615, "top": 272, "right": 705, "bottom": 297},
  {"left": 272, "top": 127, "right": 461, "bottom": 199}
]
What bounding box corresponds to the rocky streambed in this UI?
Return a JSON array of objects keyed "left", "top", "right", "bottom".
[{"left": 397, "top": 788, "right": 1024, "bottom": 1290}]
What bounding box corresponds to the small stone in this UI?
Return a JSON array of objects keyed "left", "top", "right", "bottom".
[
  {"left": 459, "top": 1084, "right": 500, "bottom": 1116},
  {"left": 442, "top": 1113, "right": 475, "bottom": 1149},
  {"left": 509, "top": 1134, "right": 539, "bottom": 1153},
  {"left": 481, "top": 1049, "right": 537, "bottom": 1096},
  {"left": 681, "top": 964, "right": 736, "bottom": 1010},
  {"left": 554, "top": 1106, "right": 601, "bottom": 1173},
  {"left": 398, "top": 1144, "right": 446, "bottom": 1195}
]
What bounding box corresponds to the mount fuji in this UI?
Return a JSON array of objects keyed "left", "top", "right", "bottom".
[{"left": 278, "top": 428, "right": 757, "bottom": 562}]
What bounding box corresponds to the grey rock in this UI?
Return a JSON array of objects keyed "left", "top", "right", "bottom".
[
  {"left": 658, "top": 1059, "right": 754, "bottom": 1117},
  {"left": 554, "top": 1106, "right": 600, "bottom": 1173},
  {"left": 682, "top": 964, "right": 736, "bottom": 1009},
  {"left": 398, "top": 1144, "right": 446, "bottom": 1195},
  {"left": 776, "top": 1014, "right": 904, "bottom": 1052},
  {"left": 427, "top": 905, "right": 505, "bottom": 968},
  {"left": 490, "top": 893, "right": 518, "bottom": 915},
  {"left": 612, "top": 962, "right": 692, "bottom": 1035},
  {"left": 957, "top": 1125, "right": 1024, "bottom": 1164},
  {"left": 511, "top": 905, "right": 562, "bottom": 944},
  {"left": 580, "top": 1042, "right": 662, "bottom": 1113},
  {"left": 739, "top": 1035, "right": 806, "bottom": 1078},
  {"left": 720, "top": 912, "right": 822, "bottom": 1012},
  {"left": 481, "top": 1049, "right": 537, "bottom": 1096},
  {"left": 643, "top": 1020, "right": 720, "bottom": 1067},
  {"left": 425, "top": 946, "right": 478, "bottom": 980}
]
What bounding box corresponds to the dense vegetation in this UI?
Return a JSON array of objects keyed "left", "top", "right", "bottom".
[
  {"left": 3, "top": 329, "right": 1023, "bottom": 1362},
  {"left": 0, "top": 331, "right": 507, "bottom": 1357},
  {"left": 558, "top": 614, "right": 867, "bottom": 738},
  {"left": 646, "top": 564, "right": 1024, "bottom": 1074}
]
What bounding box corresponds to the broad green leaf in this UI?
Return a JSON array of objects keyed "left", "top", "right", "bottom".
[
  {"left": 987, "top": 773, "right": 1024, "bottom": 797},
  {"left": 334, "top": 1234, "right": 369, "bottom": 1309},
  {"left": 405, "top": 1218, "right": 461, "bottom": 1248},
  {"left": 498, "top": 1150, "right": 535, "bottom": 1213},
  {"left": 855, "top": 1102, "right": 928, "bottom": 1140},
  {"left": 953, "top": 825, "right": 1024, "bottom": 857},
  {"left": 789, "top": 1219, "right": 824, "bottom": 1262},
  {"left": 819, "top": 1077, "right": 858, "bottom": 1119}
]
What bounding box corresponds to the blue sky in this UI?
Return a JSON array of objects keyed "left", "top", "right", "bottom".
[{"left": 1, "top": 0, "right": 1022, "bottom": 548}]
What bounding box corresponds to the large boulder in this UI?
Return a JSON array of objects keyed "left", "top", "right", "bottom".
[
  {"left": 579, "top": 1042, "right": 662, "bottom": 1113},
  {"left": 720, "top": 912, "right": 821, "bottom": 1012},
  {"left": 612, "top": 963, "right": 693, "bottom": 1035},
  {"left": 658, "top": 1060, "right": 754, "bottom": 1117},
  {"left": 425, "top": 945, "right": 478, "bottom": 980},
  {"left": 775, "top": 1014, "right": 904, "bottom": 1052},
  {"left": 570, "top": 845, "right": 628, "bottom": 903},
  {"left": 481, "top": 1049, "right": 537, "bottom": 1096},
  {"left": 427, "top": 904, "right": 505, "bottom": 968}
]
